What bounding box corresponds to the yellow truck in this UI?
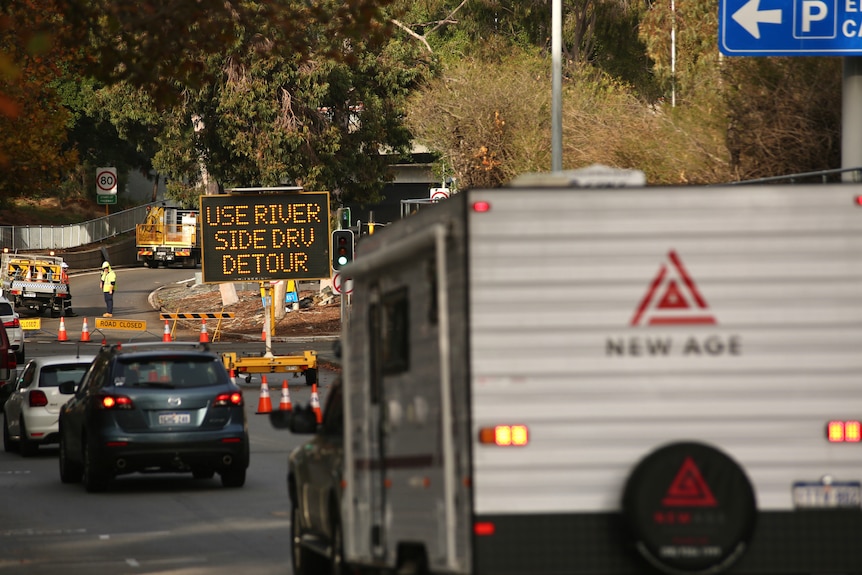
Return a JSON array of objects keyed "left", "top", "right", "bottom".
[
  {"left": 136, "top": 205, "right": 201, "bottom": 269},
  {"left": 0, "top": 252, "right": 72, "bottom": 317}
]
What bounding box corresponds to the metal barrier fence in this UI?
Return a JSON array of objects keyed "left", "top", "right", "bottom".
[
  {"left": 0, "top": 202, "right": 159, "bottom": 252},
  {"left": 727, "top": 167, "right": 862, "bottom": 185}
]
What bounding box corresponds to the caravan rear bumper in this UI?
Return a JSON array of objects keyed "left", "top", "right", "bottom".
[{"left": 473, "top": 511, "right": 862, "bottom": 575}]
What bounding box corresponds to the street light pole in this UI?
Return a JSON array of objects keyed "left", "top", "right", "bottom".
[
  {"left": 552, "top": 0, "right": 563, "bottom": 172},
  {"left": 671, "top": 0, "right": 676, "bottom": 107}
]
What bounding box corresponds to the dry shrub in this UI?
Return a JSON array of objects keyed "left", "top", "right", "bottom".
[{"left": 407, "top": 53, "right": 734, "bottom": 187}]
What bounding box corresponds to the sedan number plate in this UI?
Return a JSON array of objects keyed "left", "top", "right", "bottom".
[
  {"left": 158, "top": 412, "right": 191, "bottom": 425},
  {"left": 792, "top": 482, "right": 861, "bottom": 509}
]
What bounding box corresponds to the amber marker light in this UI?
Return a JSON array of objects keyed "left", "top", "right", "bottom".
[
  {"left": 478, "top": 425, "right": 529, "bottom": 446},
  {"left": 827, "top": 420, "right": 862, "bottom": 443}
]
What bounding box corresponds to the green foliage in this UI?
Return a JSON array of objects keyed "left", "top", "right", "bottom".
[
  {"left": 723, "top": 57, "right": 841, "bottom": 179},
  {"left": 406, "top": 51, "right": 552, "bottom": 188},
  {"left": 639, "top": 0, "right": 722, "bottom": 104},
  {"left": 1, "top": 0, "right": 847, "bottom": 207},
  {"left": 0, "top": 0, "right": 78, "bottom": 203},
  {"left": 145, "top": 13, "right": 431, "bottom": 205},
  {"left": 58, "top": 0, "right": 399, "bottom": 107}
]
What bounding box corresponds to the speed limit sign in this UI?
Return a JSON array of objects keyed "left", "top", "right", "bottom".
[
  {"left": 96, "top": 167, "right": 117, "bottom": 205},
  {"left": 96, "top": 167, "right": 117, "bottom": 194}
]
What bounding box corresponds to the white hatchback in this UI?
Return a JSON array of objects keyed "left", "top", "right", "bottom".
[
  {"left": 0, "top": 296, "right": 24, "bottom": 363},
  {"left": 3, "top": 354, "right": 96, "bottom": 456}
]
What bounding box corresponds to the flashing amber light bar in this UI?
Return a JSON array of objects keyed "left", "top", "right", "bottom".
[
  {"left": 828, "top": 420, "right": 862, "bottom": 443},
  {"left": 478, "top": 425, "right": 529, "bottom": 446}
]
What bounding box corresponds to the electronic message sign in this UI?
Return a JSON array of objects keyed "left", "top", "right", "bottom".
[{"left": 200, "top": 192, "right": 330, "bottom": 283}]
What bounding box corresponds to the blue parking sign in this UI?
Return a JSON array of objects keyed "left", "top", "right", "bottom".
[{"left": 720, "top": 0, "right": 862, "bottom": 55}]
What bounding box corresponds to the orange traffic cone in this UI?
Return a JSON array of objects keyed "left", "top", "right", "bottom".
[
  {"left": 310, "top": 383, "right": 322, "bottom": 423},
  {"left": 199, "top": 318, "right": 209, "bottom": 343},
  {"left": 256, "top": 376, "right": 273, "bottom": 414},
  {"left": 279, "top": 381, "right": 292, "bottom": 411},
  {"left": 57, "top": 316, "right": 68, "bottom": 342},
  {"left": 79, "top": 317, "right": 91, "bottom": 342},
  {"left": 162, "top": 320, "right": 172, "bottom": 342}
]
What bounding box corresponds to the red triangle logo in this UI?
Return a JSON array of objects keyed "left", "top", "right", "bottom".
[
  {"left": 662, "top": 457, "right": 718, "bottom": 507},
  {"left": 630, "top": 250, "right": 716, "bottom": 326},
  {"left": 656, "top": 280, "right": 689, "bottom": 309}
]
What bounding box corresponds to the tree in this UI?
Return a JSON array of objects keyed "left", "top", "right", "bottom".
[
  {"left": 723, "top": 57, "right": 841, "bottom": 180},
  {"left": 58, "top": 0, "right": 400, "bottom": 106},
  {"left": 406, "top": 52, "right": 552, "bottom": 189},
  {"left": 0, "top": 1, "right": 78, "bottom": 202},
  {"left": 144, "top": 4, "right": 431, "bottom": 205}
]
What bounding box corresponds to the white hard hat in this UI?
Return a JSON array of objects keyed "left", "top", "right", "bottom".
[
  {"left": 61, "top": 262, "right": 69, "bottom": 268},
  {"left": 101, "top": 261, "right": 110, "bottom": 268}
]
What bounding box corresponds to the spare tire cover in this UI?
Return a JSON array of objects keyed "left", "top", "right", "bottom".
[{"left": 622, "top": 442, "right": 756, "bottom": 575}]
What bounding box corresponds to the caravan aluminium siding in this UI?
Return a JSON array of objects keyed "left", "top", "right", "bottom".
[{"left": 466, "top": 184, "right": 862, "bottom": 514}]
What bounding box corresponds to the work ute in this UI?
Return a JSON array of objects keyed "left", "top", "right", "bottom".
[
  {"left": 336, "top": 171, "right": 862, "bottom": 575},
  {"left": 136, "top": 205, "right": 201, "bottom": 269},
  {"left": 0, "top": 252, "right": 71, "bottom": 317}
]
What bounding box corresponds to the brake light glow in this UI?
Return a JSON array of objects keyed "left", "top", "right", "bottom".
[
  {"left": 474, "top": 521, "right": 496, "bottom": 536},
  {"left": 100, "top": 395, "right": 133, "bottom": 410},
  {"left": 29, "top": 390, "right": 48, "bottom": 408},
  {"left": 3, "top": 317, "right": 19, "bottom": 328},
  {"left": 827, "top": 420, "right": 862, "bottom": 442},
  {"left": 214, "top": 392, "right": 243, "bottom": 407},
  {"left": 472, "top": 201, "right": 491, "bottom": 213},
  {"left": 478, "top": 425, "right": 529, "bottom": 446}
]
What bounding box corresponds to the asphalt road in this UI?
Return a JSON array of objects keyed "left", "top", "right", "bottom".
[
  {"left": 1, "top": 270, "right": 341, "bottom": 573},
  {"left": 23, "top": 265, "right": 340, "bottom": 365}
]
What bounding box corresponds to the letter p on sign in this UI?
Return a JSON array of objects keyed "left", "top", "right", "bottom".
[{"left": 802, "top": 0, "right": 829, "bottom": 32}]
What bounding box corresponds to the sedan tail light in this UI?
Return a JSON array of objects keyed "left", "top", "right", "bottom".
[
  {"left": 214, "top": 392, "right": 243, "bottom": 407},
  {"left": 29, "top": 390, "right": 48, "bottom": 408},
  {"left": 98, "top": 395, "right": 134, "bottom": 410},
  {"left": 3, "top": 317, "right": 19, "bottom": 329}
]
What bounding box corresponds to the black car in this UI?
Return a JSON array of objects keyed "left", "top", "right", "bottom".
[
  {"left": 58, "top": 342, "right": 249, "bottom": 492},
  {"left": 270, "top": 378, "right": 344, "bottom": 575}
]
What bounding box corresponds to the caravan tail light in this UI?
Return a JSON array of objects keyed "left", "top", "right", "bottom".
[
  {"left": 472, "top": 201, "right": 491, "bottom": 213},
  {"left": 827, "top": 420, "right": 862, "bottom": 442},
  {"left": 478, "top": 425, "right": 529, "bottom": 446}
]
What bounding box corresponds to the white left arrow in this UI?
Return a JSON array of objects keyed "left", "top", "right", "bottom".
[{"left": 732, "top": 0, "right": 782, "bottom": 39}]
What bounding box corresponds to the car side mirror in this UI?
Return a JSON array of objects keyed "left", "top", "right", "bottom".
[
  {"left": 58, "top": 380, "right": 76, "bottom": 394},
  {"left": 268, "top": 404, "right": 318, "bottom": 434}
]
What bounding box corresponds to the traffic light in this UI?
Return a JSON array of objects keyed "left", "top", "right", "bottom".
[
  {"left": 332, "top": 230, "right": 354, "bottom": 270},
  {"left": 338, "top": 207, "right": 351, "bottom": 230}
]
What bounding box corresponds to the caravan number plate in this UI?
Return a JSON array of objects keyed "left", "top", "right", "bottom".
[
  {"left": 158, "top": 412, "right": 191, "bottom": 425},
  {"left": 792, "top": 482, "right": 861, "bottom": 509}
]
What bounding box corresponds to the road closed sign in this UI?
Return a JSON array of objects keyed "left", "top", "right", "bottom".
[{"left": 95, "top": 318, "right": 147, "bottom": 331}]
